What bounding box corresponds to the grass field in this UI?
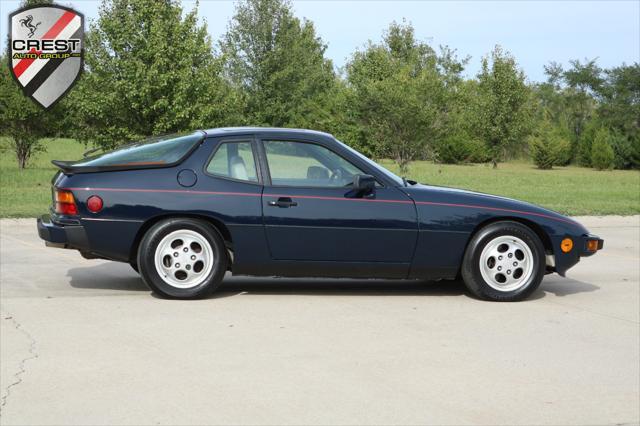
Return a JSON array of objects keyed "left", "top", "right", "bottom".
[{"left": 0, "top": 138, "right": 638, "bottom": 217}]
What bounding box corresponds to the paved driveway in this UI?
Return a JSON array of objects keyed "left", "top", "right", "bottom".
[{"left": 1, "top": 216, "right": 638, "bottom": 425}]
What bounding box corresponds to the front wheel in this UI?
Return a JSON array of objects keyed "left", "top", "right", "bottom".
[
  {"left": 461, "top": 221, "right": 546, "bottom": 301},
  {"left": 137, "top": 218, "right": 227, "bottom": 299}
]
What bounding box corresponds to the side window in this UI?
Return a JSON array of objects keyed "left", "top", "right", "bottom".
[
  {"left": 206, "top": 141, "right": 258, "bottom": 182},
  {"left": 264, "top": 140, "right": 365, "bottom": 187}
]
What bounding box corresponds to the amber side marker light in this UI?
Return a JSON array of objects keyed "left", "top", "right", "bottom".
[
  {"left": 54, "top": 189, "right": 78, "bottom": 215},
  {"left": 560, "top": 238, "right": 574, "bottom": 253},
  {"left": 586, "top": 240, "right": 599, "bottom": 252}
]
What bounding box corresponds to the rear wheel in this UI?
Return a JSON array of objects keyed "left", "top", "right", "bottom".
[
  {"left": 137, "top": 218, "right": 227, "bottom": 299},
  {"left": 461, "top": 221, "right": 545, "bottom": 301}
]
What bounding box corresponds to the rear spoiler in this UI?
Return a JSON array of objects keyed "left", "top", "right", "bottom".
[
  {"left": 51, "top": 160, "right": 76, "bottom": 174},
  {"left": 51, "top": 159, "right": 173, "bottom": 175}
]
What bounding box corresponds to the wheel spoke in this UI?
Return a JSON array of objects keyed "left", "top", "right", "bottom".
[
  {"left": 154, "top": 230, "right": 215, "bottom": 289},
  {"left": 479, "top": 235, "right": 535, "bottom": 292}
]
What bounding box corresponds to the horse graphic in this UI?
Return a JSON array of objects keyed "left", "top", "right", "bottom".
[{"left": 19, "top": 15, "right": 41, "bottom": 38}]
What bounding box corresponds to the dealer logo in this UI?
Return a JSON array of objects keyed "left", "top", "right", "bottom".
[{"left": 9, "top": 4, "right": 84, "bottom": 109}]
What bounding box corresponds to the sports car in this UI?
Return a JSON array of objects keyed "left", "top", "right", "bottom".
[{"left": 37, "top": 127, "right": 603, "bottom": 301}]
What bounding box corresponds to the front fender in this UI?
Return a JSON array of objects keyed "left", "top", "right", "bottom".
[{"left": 404, "top": 185, "right": 592, "bottom": 278}]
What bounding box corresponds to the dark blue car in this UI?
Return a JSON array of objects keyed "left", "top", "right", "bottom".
[{"left": 37, "top": 127, "right": 603, "bottom": 301}]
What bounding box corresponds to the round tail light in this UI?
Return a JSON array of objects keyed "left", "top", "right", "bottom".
[{"left": 87, "top": 195, "right": 103, "bottom": 213}]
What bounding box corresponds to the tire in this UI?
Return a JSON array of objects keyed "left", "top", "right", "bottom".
[
  {"left": 461, "top": 221, "right": 546, "bottom": 302},
  {"left": 136, "top": 218, "right": 228, "bottom": 299}
]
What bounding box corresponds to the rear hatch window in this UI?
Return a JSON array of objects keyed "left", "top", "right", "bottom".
[{"left": 53, "top": 131, "right": 204, "bottom": 173}]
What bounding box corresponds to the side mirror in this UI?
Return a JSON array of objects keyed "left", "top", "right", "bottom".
[{"left": 352, "top": 174, "right": 376, "bottom": 196}]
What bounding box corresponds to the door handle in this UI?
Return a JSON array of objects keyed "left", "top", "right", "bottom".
[{"left": 268, "top": 197, "right": 298, "bottom": 208}]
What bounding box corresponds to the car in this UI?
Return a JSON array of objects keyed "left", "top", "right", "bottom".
[{"left": 37, "top": 127, "right": 603, "bottom": 301}]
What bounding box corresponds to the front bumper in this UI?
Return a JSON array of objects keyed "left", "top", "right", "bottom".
[
  {"left": 580, "top": 233, "right": 604, "bottom": 257},
  {"left": 37, "top": 214, "right": 90, "bottom": 251}
]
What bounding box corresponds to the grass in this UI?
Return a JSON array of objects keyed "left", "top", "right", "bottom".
[
  {"left": 380, "top": 159, "right": 640, "bottom": 216},
  {"left": 0, "top": 138, "right": 638, "bottom": 217},
  {"left": 0, "top": 138, "right": 87, "bottom": 218}
]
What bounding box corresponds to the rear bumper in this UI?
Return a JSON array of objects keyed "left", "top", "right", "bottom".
[{"left": 37, "top": 214, "right": 90, "bottom": 251}]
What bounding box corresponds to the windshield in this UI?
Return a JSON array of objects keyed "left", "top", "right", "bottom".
[
  {"left": 71, "top": 131, "right": 204, "bottom": 168},
  {"left": 335, "top": 139, "right": 405, "bottom": 186}
]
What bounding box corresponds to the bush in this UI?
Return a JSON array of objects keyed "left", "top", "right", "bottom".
[
  {"left": 527, "top": 121, "right": 571, "bottom": 169},
  {"left": 435, "top": 135, "right": 472, "bottom": 164},
  {"left": 591, "top": 128, "right": 615, "bottom": 170},
  {"left": 609, "top": 132, "right": 637, "bottom": 169},
  {"left": 434, "top": 135, "right": 489, "bottom": 164},
  {"left": 577, "top": 120, "right": 601, "bottom": 167}
]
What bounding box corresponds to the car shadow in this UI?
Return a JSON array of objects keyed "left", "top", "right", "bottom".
[
  {"left": 538, "top": 276, "right": 600, "bottom": 297},
  {"left": 214, "top": 276, "right": 467, "bottom": 298},
  {"left": 68, "top": 262, "right": 148, "bottom": 292},
  {"left": 67, "top": 263, "right": 600, "bottom": 300}
]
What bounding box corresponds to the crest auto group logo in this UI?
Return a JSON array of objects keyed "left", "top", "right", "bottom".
[{"left": 9, "top": 4, "right": 84, "bottom": 109}]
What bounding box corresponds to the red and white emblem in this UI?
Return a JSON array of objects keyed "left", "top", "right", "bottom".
[{"left": 9, "top": 5, "right": 84, "bottom": 109}]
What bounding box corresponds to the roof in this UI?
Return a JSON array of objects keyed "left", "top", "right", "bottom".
[{"left": 203, "top": 127, "right": 334, "bottom": 139}]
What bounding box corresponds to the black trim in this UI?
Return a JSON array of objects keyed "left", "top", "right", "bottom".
[{"left": 202, "top": 137, "right": 263, "bottom": 185}]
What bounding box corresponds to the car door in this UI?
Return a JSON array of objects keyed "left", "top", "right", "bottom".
[{"left": 259, "top": 138, "right": 418, "bottom": 268}]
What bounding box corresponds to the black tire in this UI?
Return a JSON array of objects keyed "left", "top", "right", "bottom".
[
  {"left": 461, "top": 221, "right": 546, "bottom": 301},
  {"left": 136, "top": 218, "right": 227, "bottom": 299}
]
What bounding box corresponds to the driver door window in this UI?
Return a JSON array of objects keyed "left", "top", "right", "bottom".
[{"left": 263, "top": 140, "right": 364, "bottom": 187}]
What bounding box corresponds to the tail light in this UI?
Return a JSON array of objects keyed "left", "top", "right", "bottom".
[{"left": 55, "top": 189, "right": 78, "bottom": 215}]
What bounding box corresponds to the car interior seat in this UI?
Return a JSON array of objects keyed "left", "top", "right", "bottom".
[{"left": 229, "top": 155, "right": 248, "bottom": 181}]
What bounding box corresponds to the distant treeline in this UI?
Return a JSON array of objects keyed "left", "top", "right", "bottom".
[{"left": 1, "top": 0, "right": 638, "bottom": 171}]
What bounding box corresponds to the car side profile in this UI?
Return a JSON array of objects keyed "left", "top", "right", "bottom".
[{"left": 37, "top": 127, "right": 603, "bottom": 301}]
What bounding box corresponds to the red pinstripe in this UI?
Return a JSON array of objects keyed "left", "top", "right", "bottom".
[{"left": 62, "top": 187, "right": 573, "bottom": 225}]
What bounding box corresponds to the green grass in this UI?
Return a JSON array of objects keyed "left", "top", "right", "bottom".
[
  {"left": 0, "top": 138, "right": 638, "bottom": 217},
  {"left": 380, "top": 159, "right": 640, "bottom": 216},
  {"left": 0, "top": 138, "right": 87, "bottom": 218}
]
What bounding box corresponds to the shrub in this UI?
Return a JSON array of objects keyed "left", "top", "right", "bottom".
[
  {"left": 529, "top": 136, "right": 554, "bottom": 169},
  {"left": 435, "top": 135, "right": 472, "bottom": 164},
  {"left": 590, "top": 128, "right": 615, "bottom": 170},
  {"left": 434, "top": 135, "right": 490, "bottom": 164},
  {"left": 609, "top": 132, "right": 637, "bottom": 169},
  {"left": 577, "top": 120, "right": 601, "bottom": 167},
  {"left": 527, "top": 121, "right": 571, "bottom": 169}
]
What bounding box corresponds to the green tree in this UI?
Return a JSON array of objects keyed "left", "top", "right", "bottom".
[
  {"left": 221, "top": 0, "right": 336, "bottom": 129},
  {"left": 347, "top": 21, "right": 455, "bottom": 172},
  {"left": 590, "top": 128, "right": 615, "bottom": 170},
  {"left": 474, "top": 45, "right": 532, "bottom": 167},
  {"left": 70, "top": 0, "right": 236, "bottom": 149},
  {"left": 0, "top": 0, "right": 58, "bottom": 169},
  {"left": 527, "top": 119, "right": 571, "bottom": 169},
  {"left": 0, "top": 55, "right": 57, "bottom": 168}
]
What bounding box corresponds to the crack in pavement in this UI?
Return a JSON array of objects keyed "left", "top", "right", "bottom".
[{"left": 0, "top": 313, "right": 39, "bottom": 416}]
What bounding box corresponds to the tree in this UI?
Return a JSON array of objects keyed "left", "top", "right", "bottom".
[
  {"left": 221, "top": 0, "right": 336, "bottom": 129},
  {"left": 70, "top": 0, "right": 236, "bottom": 149},
  {"left": 591, "top": 128, "right": 615, "bottom": 170},
  {"left": 346, "top": 21, "right": 452, "bottom": 172},
  {"left": 474, "top": 46, "right": 532, "bottom": 167},
  {"left": 528, "top": 119, "right": 571, "bottom": 169},
  {"left": 0, "top": 55, "right": 57, "bottom": 168},
  {"left": 0, "top": 0, "right": 58, "bottom": 169}
]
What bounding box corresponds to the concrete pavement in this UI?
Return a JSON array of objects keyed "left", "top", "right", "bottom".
[{"left": 0, "top": 216, "right": 638, "bottom": 425}]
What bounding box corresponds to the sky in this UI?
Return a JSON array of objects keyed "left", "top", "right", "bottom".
[{"left": 1, "top": 0, "right": 638, "bottom": 82}]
